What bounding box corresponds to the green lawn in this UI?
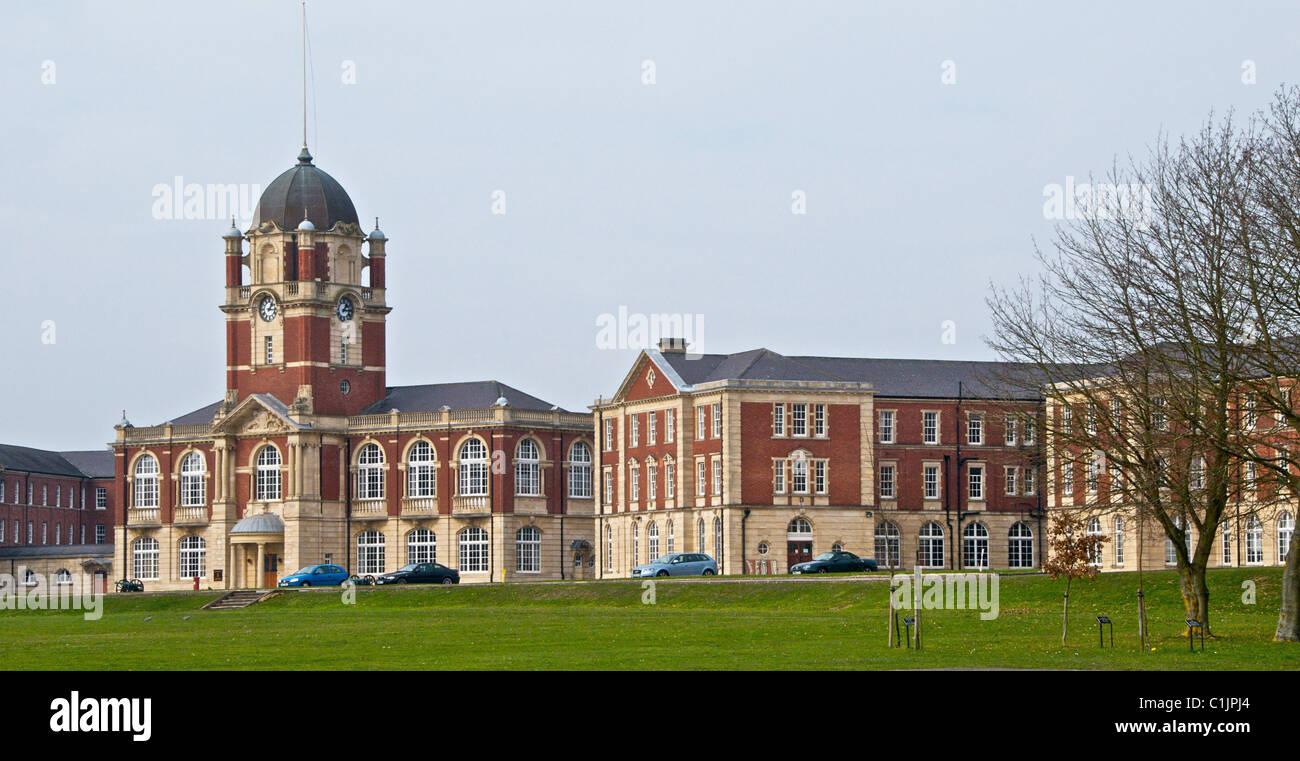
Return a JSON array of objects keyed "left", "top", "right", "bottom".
[{"left": 0, "top": 567, "right": 1296, "bottom": 670}]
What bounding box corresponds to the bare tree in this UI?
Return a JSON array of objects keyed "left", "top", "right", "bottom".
[{"left": 987, "top": 114, "right": 1259, "bottom": 634}]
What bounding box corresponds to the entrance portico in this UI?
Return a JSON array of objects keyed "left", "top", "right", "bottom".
[{"left": 229, "top": 512, "right": 285, "bottom": 589}]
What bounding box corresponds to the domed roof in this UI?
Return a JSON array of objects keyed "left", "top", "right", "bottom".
[
  {"left": 251, "top": 146, "right": 359, "bottom": 231},
  {"left": 230, "top": 512, "right": 285, "bottom": 535}
]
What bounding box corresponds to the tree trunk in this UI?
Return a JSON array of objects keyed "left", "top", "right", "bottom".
[
  {"left": 1275, "top": 532, "right": 1300, "bottom": 642},
  {"left": 1178, "top": 563, "right": 1211, "bottom": 635},
  {"left": 1061, "top": 577, "right": 1071, "bottom": 645}
]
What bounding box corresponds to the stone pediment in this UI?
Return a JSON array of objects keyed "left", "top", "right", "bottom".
[{"left": 211, "top": 394, "right": 305, "bottom": 436}]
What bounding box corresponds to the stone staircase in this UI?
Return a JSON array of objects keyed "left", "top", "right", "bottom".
[{"left": 203, "top": 590, "right": 276, "bottom": 610}]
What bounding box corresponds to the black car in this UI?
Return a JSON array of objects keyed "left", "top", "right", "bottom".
[
  {"left": 375, "top": 562, "right": 460, "bottom": 585},
  {"left": 789, "top": 550, "right": 878, "bottom": 574}
]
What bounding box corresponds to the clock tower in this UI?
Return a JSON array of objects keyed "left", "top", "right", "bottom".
[{"left": 221, "top": 145, "right": 389, "bottom": 417}]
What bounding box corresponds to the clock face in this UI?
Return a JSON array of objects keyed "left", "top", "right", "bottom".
[
  {"left": 258, "top": 296, "right": 277, "bottom": 322},
  {"left": 336, "top": 297, "right": 354, "bottom": 322}
]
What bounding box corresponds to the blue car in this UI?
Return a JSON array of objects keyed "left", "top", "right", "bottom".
[
  {"left": 278, "top": 564, "right": 349, "bottom": 587},
  {"left": 630, "top": 553, "right": 717, "bottom": 578}
]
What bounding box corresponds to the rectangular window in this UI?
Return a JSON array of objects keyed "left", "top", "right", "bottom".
[
  {"left": 712, "top": 403, "right": 722, "bottom": 438},
  {"left": 648, "top": 411, "right": 657, "bottom": 444},
  {"left": 1024, "top": 420, "right": 1036, "bottom": 445},
  {"left": 630, "top": 416, "right": 639, "bottom": 447},
  {"left": 968, "top": 414, "right": 983, "bottom": 445},
  {"left": 665, "top": 409, "right": 675, "bottom": 442},
  {"left": 647, "top": 463, "right": 657, "bottom": 499},
  {"left": 264, "top": 335, "right": 274, "bottom": 365},
  {"left": 95, "top": 487, "right": 107, "bottom": 510},
  {"left": 665, "top": 462, "right": 675, "bottom": 499},
  {"left": 340, "top": 339, "right": 348, "bottom": 365},
  {"left": 923, "top": 465, "right": 940, "bottom": 500},
  {"left": 774, "top": 460, "right": 786, "bottom": 494},
  {"left": 1004, "top": 416, "right": 1016, "bottom": 446},
  {"left": 1153, "top": 398, "right": 1167, "bottom": 430},
  {"left": 923, "top": 411, "right": 939, "bottom": 444},
  {"left": 630, "top": 467, "right": 639, "bottom": 501},
  {"left": 968, "top": 466, "right": 984, "bottom": 500},
  {"left": 791, "top": 404, "right": 807, "bottom": 437},
  {"left": 1088, "top": 453, "right": 1100, "bottom": 492},
  {"left": 792, "top": 459, "right": 808, "bottom": 494},
  {"left": 712, "top": 459, "right": 722, "bottom": 496},
  {"left": 879, "top": 464, "right": 896, "bottom": 499},
  {"left": 603, "top": 419, "right": 613, "bottom": 451},
  {"left": 1190, "top": 456, "right": 1204, "bottom": 490},
  {"left": 603, "top": 469, "right": 613, "bottom": 504},
  {"left": 696, "top": 461, "right": 706, "bottom": 496},
  {"left": 773, "top": 404, "right": 785, "bottom": 436},
  {"left": 1004, "top": 466, "right": 1017, "bottom": 495},
  {"left": 814, "top": 404, "right": 826, "bottom": 437},
  {"left": 0, "top": 519, "right": 4, "bottom": 543},
  {"left": 814, "top": 460, "right": 826, "bottom": 494},
  {"left": 879, "top": 410, "right": 895, "bottom": 444},
  {"left": 1111, "top": 398, "right": 1123, "bottom": 429},
  {"left": 1063, "top": 462, "right": 1074, "bottom": 493},
  {"left": 697, "top": 408, "right": 706, "bottom": 440},
  {"left": 1244, "top": 393, "right": 1258, "bottom": 429}
]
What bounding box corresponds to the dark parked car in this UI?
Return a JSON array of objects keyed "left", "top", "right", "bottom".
[
  {"left": 375, "top": 562, "right": 460, "bottom": 585},
  {"left": 789, "top": 550, "right": 877, "bottom": 574}
]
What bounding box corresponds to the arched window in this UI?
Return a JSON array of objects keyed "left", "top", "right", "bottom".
[
  {"left": 407, "top": 529, "right": 436, "bottom": 564},
  {"left": 631, "top": 522, "right": 640, "bottom": 566},
  {"left": 407, "top": 441, "right": 437, "bottom": 498},
  {"left": 666, "top": 519, "right": 675, "bottom": 553},
  {"left": 919, "top": 522, "right": 944, "bottom": 568},
  {"left": 515, "top": 439, "right": 540, "bottom": 497},
  {"left": 1279, "top": 513, "right": 1295, "bottom": 563},
  {"left": 55, "top": 568, "right": 72, "bottom": 585},
  {"left": 459, "top": 527, "right": 489, "bottom": 572},
  {"left": 1086, "top": 517, "right": 1103, "bottom": 566},
  {"left": 255, "top": 447, "right": 282, "bottom": 502},
  {"left": 458, "top": 439, "right": 489, "bottom": 497},
  {"left": 875, "top": 521, "right": 901, "bottom": 569},
  {"left": 132, "top": 537, "right": 159, "bottom": 580},
  {"left": 356, "top": 530, "right": 386, "bottom": 575},
  {"left": 962, "top": 521, "right": 989, "bottom": 569},
  {"left": 1009, "top": 522, "right": 1034, "bottom": 568},
  {"left": 648, "top": 521, "right": 660, "bottom": 560},
  {"left": 714, "top": 518, "right": 724, "bottom": 566},
  {"left": 698, "top": 518, "right": 706, "bottom": 553},
  {"left": 133, "top": 454, "right": 159, "bottom": 508},
  {"left": 356, "top": 443, "right": 385, "bottom": 501},
  {"left": 568, "top": 442, "right": 592, "bottom": 498},
  {"left": 788, "top": 517, "right": 813, "bottom": 536},
  {"left": 1246, "top": 516, "right": 1264, "bottom": 565},
  {"left": 24, "top": 568, "right": 37, "bottom": 587},
  {"left": 179, "top": 535, "right": 206, "bottom": 579},
  {"left": 180, "top": 452, "right": 206, "bottom": 507},
  {"left": 516, "top": 525, "right": 541, "bottom": 572}
]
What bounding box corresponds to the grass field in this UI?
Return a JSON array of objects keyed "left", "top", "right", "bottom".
[{"left": 1, "top": 567, "right": 1297, "bottom": 670}]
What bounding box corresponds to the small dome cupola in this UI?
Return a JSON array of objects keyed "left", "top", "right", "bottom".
[{"left": 251, "top": 146, "right": 360, "bottom": 231}]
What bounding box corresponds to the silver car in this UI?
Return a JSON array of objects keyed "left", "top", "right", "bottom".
[{"left": 630, "top": 552, "right": 718, "bottom": 577}]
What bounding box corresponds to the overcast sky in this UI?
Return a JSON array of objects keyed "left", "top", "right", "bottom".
[{"left": 3, "top": 0, "right": 1298, "bottom": 450}]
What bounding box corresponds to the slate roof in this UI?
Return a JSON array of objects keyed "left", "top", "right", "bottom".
[
  {"left": 0, "top": 544, "right": 113, "bottom": 561},
  {"left": 362, "top": 381, "right": 563, "bottom": 414},
  {"left": 168, "top": 400, "right": 222, "bottom": 425},
  {"left": 251, "top": 147, "right": 360, "bottom": 231},
  {"left": 0, "top": 444, "right": 108, "bottom": 478},
  {"left": 653, "top": 348, "right": 1045, "bottom": 400},
  {"left": 57, "top": 450, "right": 115, "bottom": 479}
]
